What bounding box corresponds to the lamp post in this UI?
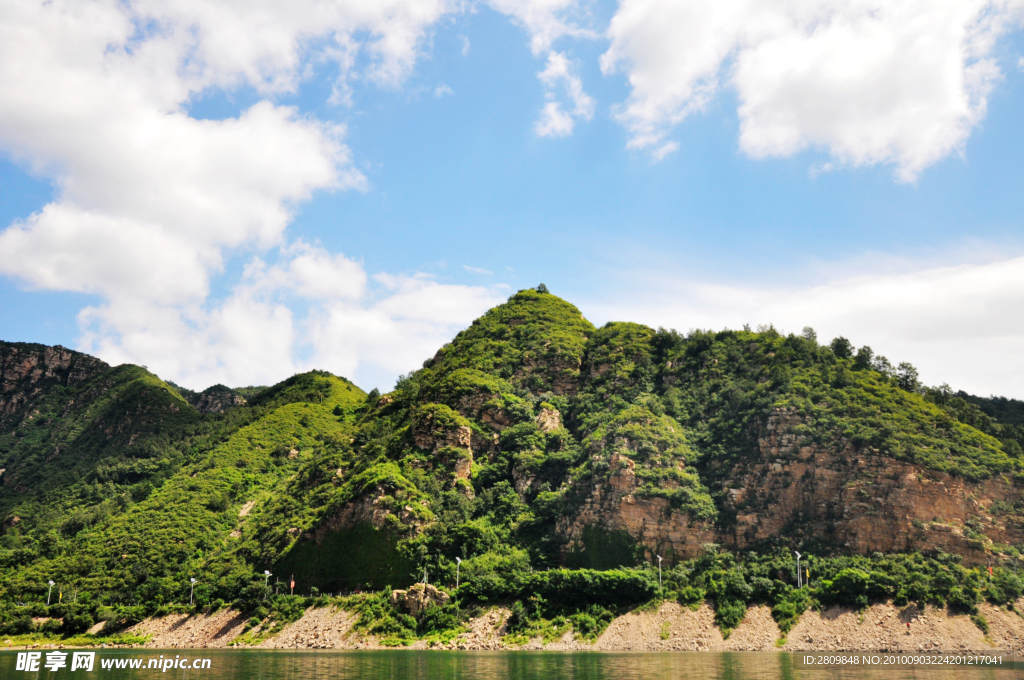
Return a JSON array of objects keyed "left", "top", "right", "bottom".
[
  {"left": 189, "top": 578, "right": 197, "bottom": 605},
  {"left": 794, "top": 552, "right": 802, "bottom": 589},
  {"left": 656, "top": 555, "right": 663, "bottom": 591},
  {"left": 263, "top": 570, "right": 272, "bottom": 601},
  {"left": 455, "top": 557, "right": 462, "bottom": 590},
  {"left": 47, "top": 580, "right": 55, "bottom": 606}
]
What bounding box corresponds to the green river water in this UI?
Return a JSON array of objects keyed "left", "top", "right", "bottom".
[{"left": 2, "top": 649, "right": 1021, "bottom": 679}]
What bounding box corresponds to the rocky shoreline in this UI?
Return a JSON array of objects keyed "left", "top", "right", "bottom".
[{"left": 107, "top": 599, "right": 1024, "bottom": 653}]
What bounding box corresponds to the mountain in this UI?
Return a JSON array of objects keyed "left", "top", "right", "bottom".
[{"left": 1, "top": 289, "right": 1023, "bottom": 639}]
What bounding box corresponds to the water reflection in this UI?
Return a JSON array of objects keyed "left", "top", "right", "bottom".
[{"left": 2, "top": 649, "right": 1020, "bottom": 680}]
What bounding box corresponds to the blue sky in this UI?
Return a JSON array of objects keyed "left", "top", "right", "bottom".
[{"left": 1, "top": 1, "right": 1023, "bottom": 396}]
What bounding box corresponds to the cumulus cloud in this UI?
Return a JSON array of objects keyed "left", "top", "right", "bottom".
[
  {"left": 0, "top": 0, "right": 493, "bottom": 391},
  {"left": 586, "top": 253, "right": 1024, "bottom": 398},
  {"left": 490, "top": 0, "right": 596, "bottom": 137},
  {"left": 306, "top": 271, "right": 504, "bottom": 390},
  {"left": 602, "top": 0, "right": 1024, "bottom": 179},
  {"left": 78, "top": 243, "right": 503, "bottom": 390},
  {"left": 534, "top": 51, "right": 595, "bottom": 136},
  {"left": 488, "top": 0, "right": 594, "bottom": 54},
  {"left": 535, "top": 102, "right": 577, "bottom": 136}
]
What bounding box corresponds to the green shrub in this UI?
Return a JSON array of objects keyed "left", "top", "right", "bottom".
[
  {"left": 678, "top": 586, "right": 706, "bottom": 609},
  {"left": 418, "top": 604, "right": 463, "bottom": 636},
  {"left": 569, "top": 604, "right": 615, "bottom": 641},
  {"left": 713, "top": 598, "right": 747, "bottom": 638},
  {"left": 0, "top": 614, "right": 34, "bottom": 635},
  {"left": 61, "top": 609, "right": 94, "bottom": 635},
  {"left": 770, "top": 588, "right": 810, "bottom": 633},
  {"left": 947, "top": 586, "right": 979, "bottom": 614},
  {"left": 40, "top": 618, "right": 63, "bottom": 634},
  {"left": 820, "top": 568, "right": 871, "bottom": 608}
]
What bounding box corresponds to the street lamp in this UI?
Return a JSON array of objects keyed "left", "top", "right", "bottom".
[
  {"left": 794, "top": 552, "right": 802, "bottom": 589},
  {"left": 656, "top": 555, "right": 663, "bottom": 591},
  {"left": 47, "top": 580, "right": 55, "bottom": 606},
  {"left": 189, "top": 578, "right": 197, "bottom": 605},
  {"left": 455, "top": 557, "right": 462, "bottom": 590},
  {"left": 263, "top": 570, "right": 272, "bottom": 601}
]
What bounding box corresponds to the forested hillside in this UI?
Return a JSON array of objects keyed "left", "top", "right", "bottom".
[{"left": 2, "top": 289, "right": 1023, "bottom": 643}]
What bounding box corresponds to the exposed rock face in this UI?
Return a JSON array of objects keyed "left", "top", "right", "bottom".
[
  {"left": 559, "top": 408, "right": 1024, "bottom": 566},
  {"left": 721, "top": 408, "right": 1024, "bottom": 563},
  {"left": 0, "top": 342, "right": 107, "bottom": 392},
  {"left": 558, "top": 453, "right": 717, "bottom": 563},
  {"left": 453, "top": 456, "right": 472, "bottom": 481},
  {"left": 190, "top": 385, "right": 247, "bottom": 414},
  {"left": 390, "top": 583, "right": 450, "bottom": 616},
  {"left": 536, "top": 407, "right": 562, "bottom": 432},
  {"left": 0, "top": 342, "right": 108, "bottom": 420},
  {"left": 411, "top": 409, "right": 472, "bottom": 453},
  {"left": 308, "top": 488, "right": 397, "bottom": 540}
]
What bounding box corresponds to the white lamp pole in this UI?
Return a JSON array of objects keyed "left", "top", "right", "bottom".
[
  {"left": 263, "top": 570, "right": 272, "bottom": 601},
  {"left": 794, "top": 552, "right": 802, "bottom": 589},
  {"left": 455, "top": 557, "right": 462, "bottom": 590},
  {"left": 190, "top": 578, "right": 197, "bottom": 605},
  {"left": 47, "top": 580, "right": 55, "bottom": 606},
  {"left": 656, "top": 555, "right": 663, "bottom": 591}
]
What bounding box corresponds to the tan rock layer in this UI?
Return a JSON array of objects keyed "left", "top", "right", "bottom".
[
  {"left": 560, "top": 407, "right": 1024, "bottom": 566},
  {"left": 126, "top": 609, "right": 248, "bottom": 648},
  {"left": 130, "top": 600, "right": 1024, "bottom": 653}
]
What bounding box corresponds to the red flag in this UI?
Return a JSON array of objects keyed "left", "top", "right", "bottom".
[{"left": 989, "top": 566, "right": 993, "bottom": 576}]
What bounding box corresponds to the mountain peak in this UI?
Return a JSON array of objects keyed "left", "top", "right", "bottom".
[{"left": 425, "top": 288, "right": 595, "bottom": 396}]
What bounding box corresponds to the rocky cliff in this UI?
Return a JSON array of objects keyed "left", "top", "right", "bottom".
[
  {"left": 559, "top": 406, "right": 1022, "bottom": 567},
  {"left": 0, "top": 342, "right": 108, "bottom": 423},
  {"left": 255, "top": 290, "right": 1023, "bottom": 582},
  {"left": 2, "top": 289, "right": 1023, "bottom": 629}
]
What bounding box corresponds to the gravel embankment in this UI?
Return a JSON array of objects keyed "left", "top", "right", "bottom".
[
  {"left": 256, "top": 607, "right": 359, "bottom": 649},
  {"left": 782, "top": 601, "right": 1024, "bottom": 653},
  {"left": 127, "top": 609, "right": 248, "bottom": 648},
  {"left": 123, "top": 598, "right": 1024, "bottom": 652},
  {"left": 436, "top": 607, "right": 510, "bottom": 650}
]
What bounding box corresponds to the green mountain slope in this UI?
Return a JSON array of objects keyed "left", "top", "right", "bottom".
[
  {"left": 0, "top": 343, "right": 201, "bottom": 535},
  {"left": 1, "top": 290, "right": 1023, "bottom": 641}
]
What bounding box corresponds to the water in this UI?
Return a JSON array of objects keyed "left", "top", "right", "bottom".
[{"left": 2, "top": 649, "right": 1021, "bottom": 679}]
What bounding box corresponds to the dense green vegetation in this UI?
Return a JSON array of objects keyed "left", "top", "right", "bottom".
[{"left": 1, "top": 289, "right": 1023, "bottom": 644}]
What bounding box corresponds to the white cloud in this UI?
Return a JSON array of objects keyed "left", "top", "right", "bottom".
[
  {"left": 602, "top": 0, "right": 1024, "bottom": 178},
  {"left": 586, "top": 253, "right": 1024, "bottom": 399},
  {"left": 488, "top": 1, "right": 596, "bottom": 137},
  {"left": 435, "top": 84, "right": 454, "bottom": 97},
  {"left": 0, "top": 0, "right": 486, "bottom": 391},
  {"left": 1019, "top": 56, "right": 1024, "bottom": 70},
  {"left": 307, "top": 271, "right": 504, "bottom": 390},
  {"left": 464, "top": 265, "right": 494, "bottom": 275},
  {"left": 535, "top": 102, "right": 577, "bottom": 137},
  {"left": 79, "top": 244, "right": 504, "bottom": 391},
  {"left": 488, "top": 0, "right": 594, "bottom": 55},
  {"left": 534, "top": 50, "right": 595, "bottom": 136}
]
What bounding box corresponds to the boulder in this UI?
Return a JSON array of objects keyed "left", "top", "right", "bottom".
[{"left": 390, "top": 583, "right": 450, "bottom": 616}]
